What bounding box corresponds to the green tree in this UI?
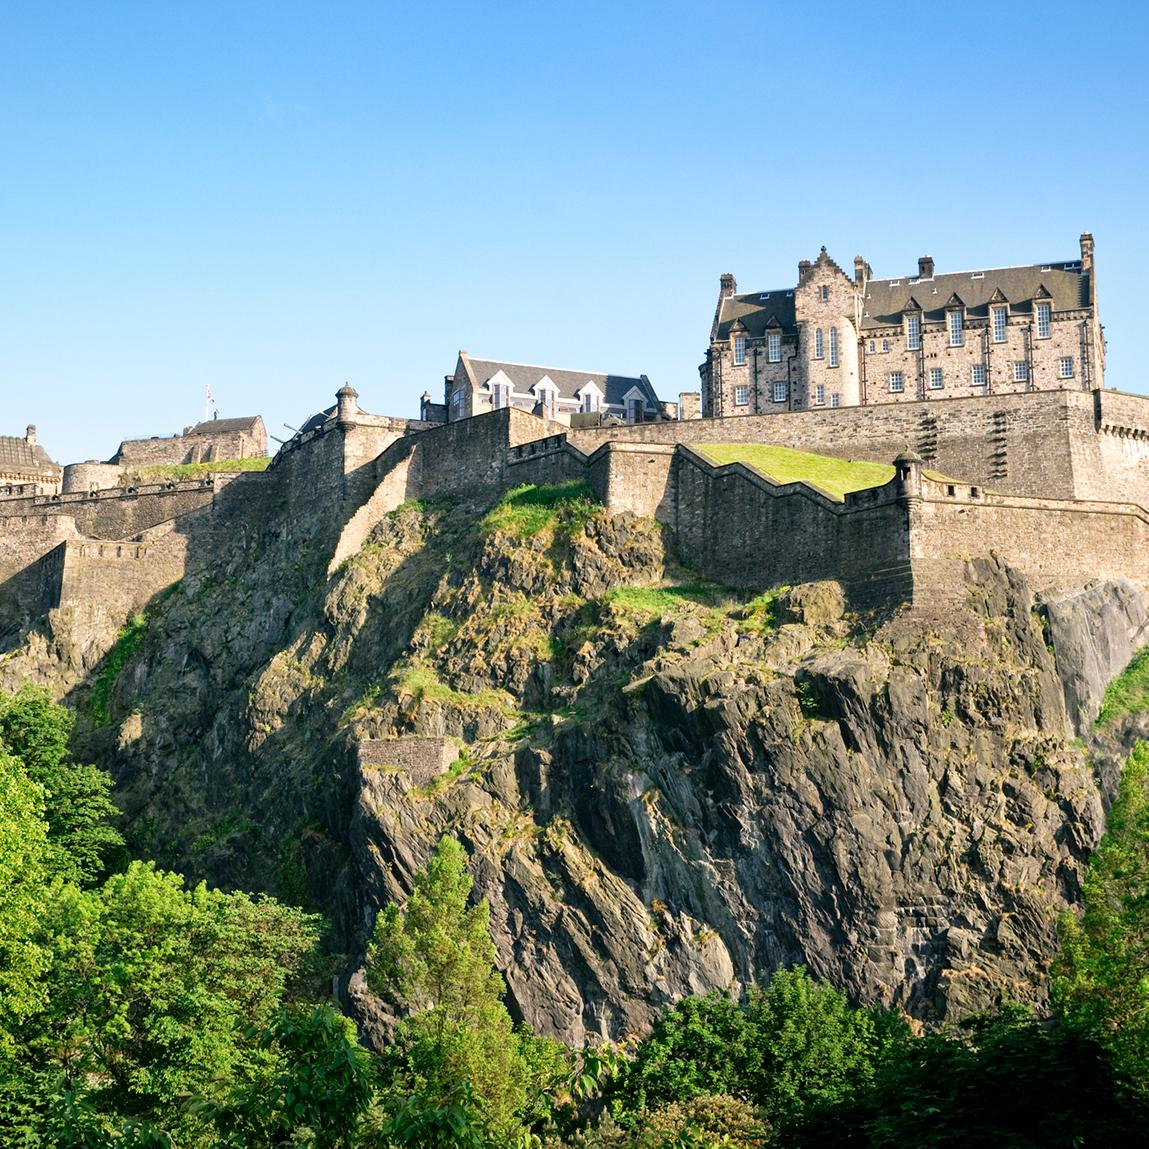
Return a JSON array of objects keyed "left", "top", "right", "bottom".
[
  {"left": 1054, "top": 740, "right": 1149, "bottom": 1093},
  {"left": 0, "top": 686, "right": 123, "bottom": 884},
  {"left": 367, "top": 835, "right": 531, "bottom": 1140}
]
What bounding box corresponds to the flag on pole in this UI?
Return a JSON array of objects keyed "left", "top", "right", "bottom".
[{"left": 205, "top": 384, "right": 220, "bottom": 422}]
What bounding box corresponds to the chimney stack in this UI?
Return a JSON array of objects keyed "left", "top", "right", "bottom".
[
  {"left": 719, "top": 272, "right": 737, "bottom": 298},
  {"left": 1080, "top": 232, "right": 1095, "bottom": 272},
  {"left": 854, "top": 255, "right": 867, "bottom": 284},
  {"left": 25, "top": 424, "right": 36, "bottom": 447},
  {"left": 918, "top": 255, "right": 935, "bottom": 279}
]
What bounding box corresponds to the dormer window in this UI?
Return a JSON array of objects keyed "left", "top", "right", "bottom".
[
  {"left": 733, "top": 336, "right": 747, "bottom": 365},
  {"left": 814, "top": 328, "right": 825, "bottom": 359},
  {"left": 581, "top": 389, "right": 599, "bottom": 413},
  {"left": 906, "top": 312, "right": 921, "bottom": 350},
  {"left": 491, "top": 381, "right": 509, "bottom": 409},
  {"left": 992, "top": 306, "right": 1008, "bottom": 343},
  {"left": 538, "top": 386, "right": 557, "bottom": 417},
  {"left": 829, "top": 326, "right": 839, "bottom": 367},
  {"left": 767, "top": 332, "right": 782, "bottom": 362},
  {"left": 948, "top": 309, "right": 964, "bottom": 347},
  {"left": 1035, "top": 301, "right": 1051, "bottom": 339}
]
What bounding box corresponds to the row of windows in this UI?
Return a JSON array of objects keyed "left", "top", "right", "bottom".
[
  {"left": 732, "top": 332, "right": 787, "bottom": 365},
  {"left": 814, "top": 327, "right": 840, "bottom": 365},
  {"left": 885, "top": 357, "right": 1074, "bottom": 391},
  {"left": 734, "top": 382, "right": 792, "bottom": 405}
]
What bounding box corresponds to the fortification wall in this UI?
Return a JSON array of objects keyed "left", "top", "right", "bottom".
[
  {"left": 566, "top": 390, "right": 1123, "bottom": 502},
  {"left": 62, "top": 462, "right": 125, "bottom": 494},
  {"left": 57, "top": 535, "right": 189, "bottom": 618},
  {"left": 1063, "top": 389, "right": 1149, "bottom": 507}
]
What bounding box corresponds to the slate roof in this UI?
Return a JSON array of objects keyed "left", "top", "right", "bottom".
[
  {"left": 460, "top": 355, "right": 660, "bottom": 409},
  {"left": 0, "top": 434, "right": 60, "bottom": 477},
  {"left": 186, "top": 416, "right": 264, "bottom": 436},
  {"left": 714, "top": 291, "right": 796, "bottom": 340},
  {"left": 861, "top": 263, "right": 1089, "bottom": 329}
]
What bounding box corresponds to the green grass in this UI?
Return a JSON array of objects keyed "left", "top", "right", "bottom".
[
  {"left": 482, "top": 481, "right": 599, "bottom": 539},
  {"left": 124, "top": 457, "right": 271, "bottom": 483},
  {"left": 1096, "top": 647, "right": 1149, "bottom": 726},
  {"left": 89, "top": 612, "right": 148, "bottom": 726},
  {"left": 603, "top": 583, "right": 729, "bottom": 617},
  {"left": 391, "top": 659, "right": 512, "bottom": 710},
  {"left": 695, "top": 443, "right": 894, "bottom": 501}
]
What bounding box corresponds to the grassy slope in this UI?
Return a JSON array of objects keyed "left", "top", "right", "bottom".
[
  {"left": 694, "top": 443, "right": 894, "bottom": 501},
  {"left": 1096, "top": 647, "right": 1149, "bottom": 727},
  {"left": 124, "top": 457, "right": 271, "bottom": 482}
]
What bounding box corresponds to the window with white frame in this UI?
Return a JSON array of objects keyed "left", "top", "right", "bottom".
[
  {"left": 882, "top": 339, "right": 890, "bottom": 353},
  {"left": 906, "top": 313, "right": 921, "bottom": 350},
  {"left": 627, "top": 398, "right": 643, "bottom": 424},
  {"left": 829, "top": 326, "right": 839, "bottom": 366},
  {"left": 992, "top": 306, "right": 1008, "bottom": 343},
  {"left": 948, "top": 309, "right": 964, "bottom": 347},
  {"left": 452, "top": 389, "right": 466, "bottom": 416},
  {"left": 734, "top": 385, "right": 749, "bottom": 406},
  {"left": 814, "top": 328, "right": 825, "bottom": 359},
  {"left": 1035, "top": 302, "right": 1051, "bottom": 339},
  {"left": 767, "top": 332, "right": 782, "bottom": 362},
  {"left": 1013, "top": 361, "right": 1029, "bottom": 382},
  {"left": 772, "top": 381, "right": 788, "bottom": 403},
  {"left": 889, "top": 371, "right": 904, "bottom": 393},
  {"left": 815, "top": 384, "right": 825, "bottom": 405},
  {"left": 733, "top": 336, "right": 747, "bottom": 365},
  {"left": 1059, "top": 356, "right": 1074, "bottom": 378},
  {"left": 820, "top": 285, "right": 829, "bottom": 301},
  {"left": 929, "top": 367, "right": 944, "bottom": 389},
  {"left": 491, "top": 381, "right": 508, "bottom": 409},
  {"left": 971, "top": 363, "right": 987, "bottom": 386},
  {"left": 868, "top": 340, "right": 876, "bottom": 353},
  {"left": 831, "top": 393, "right": 841, "bottom": 408},
  {"left": 539, "top": 387, "right": 557, "bottom": 417},
  {"left": 581, "top": 390, "right": 599, "bottom": 413}
]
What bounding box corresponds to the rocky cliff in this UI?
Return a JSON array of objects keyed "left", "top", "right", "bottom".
[{"left": 3, "top": 481, "right": 1146, "bottom": 1047}]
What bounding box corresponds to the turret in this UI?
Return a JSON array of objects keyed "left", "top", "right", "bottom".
[
  {"left": 25, "top": 424, "right": 36, "bottom": 447},
  {"left": 336, "top": 384, "right": 359, "bottom": 428}
]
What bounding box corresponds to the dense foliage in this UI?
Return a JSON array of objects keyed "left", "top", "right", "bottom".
[{"left": 4, "top": 686, "right": 1149, "bottom": 1145}]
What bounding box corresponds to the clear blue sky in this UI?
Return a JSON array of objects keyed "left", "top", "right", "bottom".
[{"left": 2, "top": 1, "right": 1146, "bottom": 464}]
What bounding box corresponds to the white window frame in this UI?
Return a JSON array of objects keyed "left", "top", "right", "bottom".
[
  {"left": 906, "top": 313, "right": 921, "bottom": 350},
  {"left": 929, "top": 367, "right": 944, "bottom": 390},
  {"left": 772, "top": 381, "right": 787, "bottom": 403},
  {"left": 882, "top": 339, "right": 890, "bottom": 353},
  {"left": 538, "top": 387, "right": 557, "bottom": 417},
  {"left": 1013, "top": 361, "right": 1029, "bottom": 383},
  {"left": 734, "top": 384, "right": 749, "bottom": 406},
  {"left": 814, "top": 328, "right": 824, "bottom": 359},
  {"left": 814, "top": 384, "right": 825, "bottom": 405},
  {"left": 889, "top": 371, "right": 904, "bottom": 393},
  {"left": 829, "top": 326, "right": 839, "bottom": 367},
  {"left": 767, "top": 333, "right": 782, "bottom": 362},
  {"left": 971, "top": 363, "right": 987, "bottom": 387},
  {"left": 830, "top": 393, "right": 841, "bottom": 408},
  {"left": 626, "top": 397, "right": 643, "bottom": 424},
  {"left": 581, "top": 389, "right": 599, "bottom": 413},
  {"left": 948, "top": 309, "right": 964, "bottom": 347},
  {"left": 1059, "top": 356, "right": 1074, "bottom": 379},
  {"left": 992, "top": 306, "right": 1008, "bottom": 343},
  {"left": 733, "top": 335, "right": 747, "bottom": 365},
  {"left": 1035, "top": 302, "right": 1051, "bottom": 339},
  {"left": 451, "top": 389, "right": 467, "bottom": 416},
  {"left": 491, "top": 381, "right": 509, "bottom": 409}
]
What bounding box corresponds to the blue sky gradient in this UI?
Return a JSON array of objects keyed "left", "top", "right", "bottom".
[{"left": 3, "top": 1, "right": 1145, "bottom": 463}]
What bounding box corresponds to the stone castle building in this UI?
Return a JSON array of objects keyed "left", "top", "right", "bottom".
[
  {"left": 110, "top": 415, "right": 268, "bottom": 468},
  {"left": 425, "top": 350, "right": 664, "bottom": 426},
  {"left": 700, "top": 233, "right": 1104, "bottom": 417},
  {"left": 0, "top": 426, "right": 62, "bottom": 496}
]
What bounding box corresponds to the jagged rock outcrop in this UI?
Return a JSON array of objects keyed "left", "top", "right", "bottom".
[{"left": 5, "top": 488, "right": 1142, "bottom": 1047}]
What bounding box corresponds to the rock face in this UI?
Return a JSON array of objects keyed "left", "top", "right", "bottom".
[{"left": 10, "top": 487, "right": 1142, "bottom": 1047}]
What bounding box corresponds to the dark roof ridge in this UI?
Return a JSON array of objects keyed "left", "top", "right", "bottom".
[{"left": 465, "top": 355, "right": 644, "bottom": 381}]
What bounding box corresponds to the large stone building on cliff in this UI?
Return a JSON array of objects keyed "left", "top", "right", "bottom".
[
  {"left": 700, "top": 233, "right": 1104, "bottom": 416},
  {"left": 0, "top": 426, "right": 62, "bottom": 496}
]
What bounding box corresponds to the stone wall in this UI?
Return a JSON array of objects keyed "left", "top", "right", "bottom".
[{"left": 358, "top": 737, "right": 458, "bottom": 787}]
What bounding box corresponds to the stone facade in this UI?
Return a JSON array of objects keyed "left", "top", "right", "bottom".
[
  {"left": 701, "top": 234, "right": 1104, "bottom": 417},
  {"left": 111, "top": 415, "right": 268, "bottom": 467},
  {"left": 0, "top": 426, "right": 62, "bottom": 497}
]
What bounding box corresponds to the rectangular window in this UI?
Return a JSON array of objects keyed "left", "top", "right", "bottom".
[
  {"left": 1059, "top": 356, "right": 1074, "bottom": 378},
  {"left": 815, "top": 384, "right": 825, "bottom": 405},
  {"left": 971, "top": 363, "right": 987, "bottom": 387},
  {"left": 767, "top": 333, "right": 782, "bottom": 362},
  {"left": 929, "top": 367, "right": 944, "bottom": 389},
  {"left": 992, "top": 306, "right": 1008, "bottom": 343},
  {"left": 889, "top": 371, "right": 904, "bottom": 393},
  {"left": 1013, "top": 361, "right": 1029, "bottom": 382},
  {"left": 882, "top": 339, "right": 890, "bottom": 353},
  {"left": 814, "top": 328, "right": 824, "bottom": 359},
  {"left": 868, "top": 340, "right": 876, "bottom": 353},
  {"left": 581, "top": 390, "right": 598, "bottom": 413},
  {"left": 772, "top": 381, "right": 787, "bottom": 403},
  {"left": 829, "top": 327, "right": 839, "bottom": 367},
  {"left": 906, "top": 313, "right": 921, "bottom": 350},
  {"left": 1036, "top": 302, "right": 1051, "bottom": 339},
  {"left": 734, "top": 385, "right": 749, "bottom": 406},
  {"left": 831, "top": 393, "right": 841, "bottom": 408},
  {"left": 733, "top": 336, "right": 746, "bottom": 365},
  {"left": 948, "top": 310, "right": 964, "bottom": 347},
  {"left": 491, "top": 382, "right": 508, "bottom": 409},
  {"left": 820, "top": 285, "right": 830, "bottom": 301}
]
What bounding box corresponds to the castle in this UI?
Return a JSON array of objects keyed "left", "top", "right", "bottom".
[
  {"left": 699, "top": 233, "right": 1103, "bottom": 417},
  {"left": 2, "top": 233, "right": 1146, "bottom": 684}
]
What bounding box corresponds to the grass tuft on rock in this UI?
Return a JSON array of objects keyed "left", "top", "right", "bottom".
[
  {"left": 1096, "top": 646, "right": 1149, "bottom": 727},
  {"left": 695, "top": 444, "right": 894, "bottom": 501},
  {"left": 481, "top": 481, "right": 598, "bottom": 539}
]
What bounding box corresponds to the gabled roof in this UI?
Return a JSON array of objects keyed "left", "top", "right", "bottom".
[
  {"left": 186, "top": 416, "right": 264, "bottom": 436},
  {"left": 459, "top": 354, "right": 661, "bottom": 409},
  {"left": 0, "top": 434, "right": 60, "bottom": 477},
  {"left": 861, "top": 262, "right": 1089, "bottom": 328},
  {"left": 713, "top": 290, "right": 797, "bottom": 340}
]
